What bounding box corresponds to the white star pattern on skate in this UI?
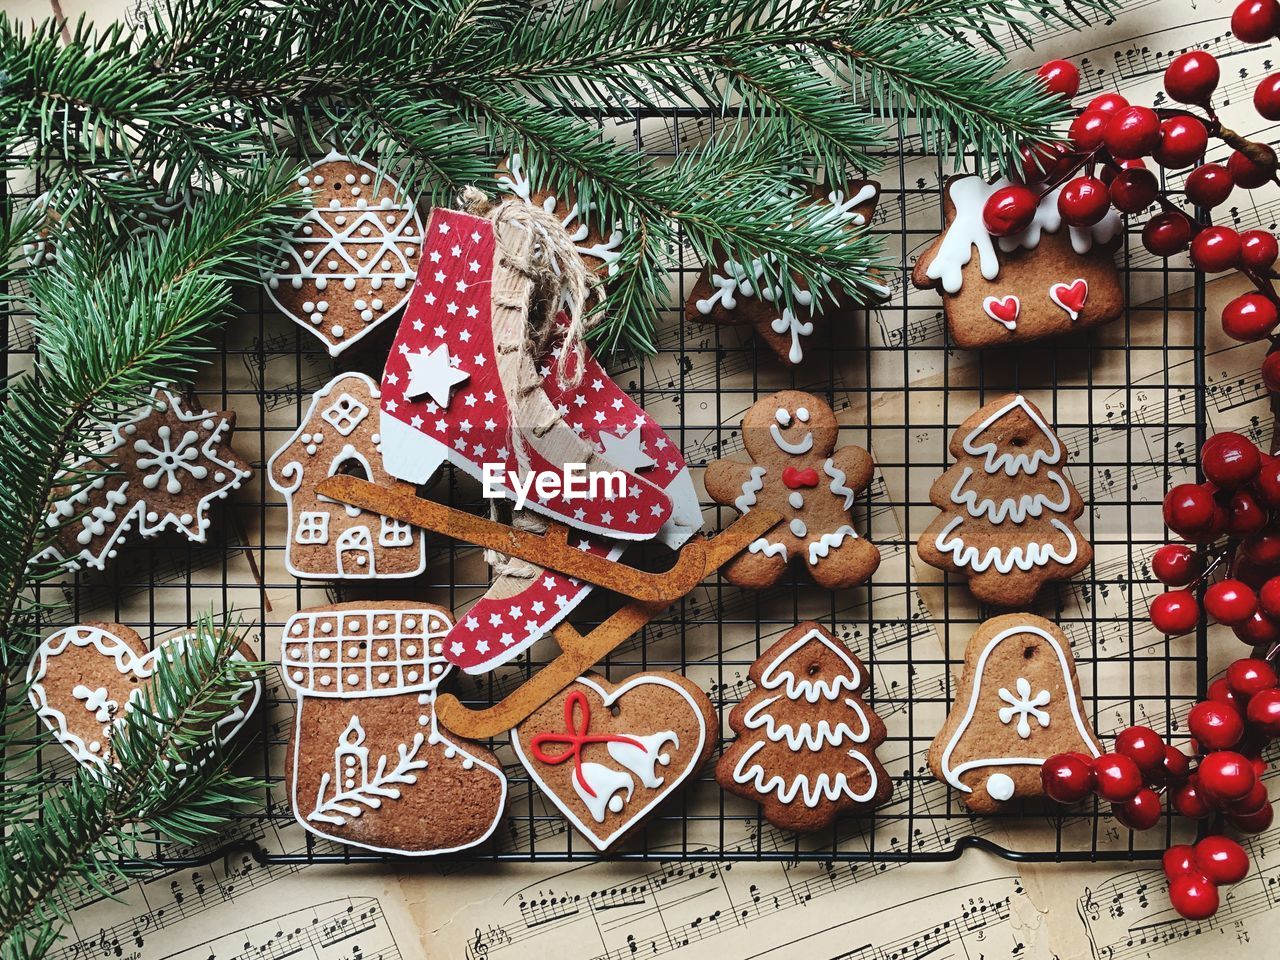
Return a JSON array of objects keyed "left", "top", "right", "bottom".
[
  {"left": 599, "top": 425, "right": 656, "bottom": 472},
  {"left": 996, "top": 678, "right": 1051, "bottom": 739},
  {"left": 404, "top": 343, "right": 469, "bottom": 406}
]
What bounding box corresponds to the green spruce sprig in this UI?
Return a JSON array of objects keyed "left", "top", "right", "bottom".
[
  {"left": 1, "top": 0, "right": 1113, "bottom": 353},
  {"left": 0, "top": 617, "right": 265, "bottom": 960}
]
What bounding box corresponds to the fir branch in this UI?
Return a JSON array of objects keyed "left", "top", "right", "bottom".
[{"left": 0, "top": 619, "right": 264, "bottom": 959}]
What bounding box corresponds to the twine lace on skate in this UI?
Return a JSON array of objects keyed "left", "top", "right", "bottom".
[{"left": 460, "top": 185, "right": 605, "bottom": 582}]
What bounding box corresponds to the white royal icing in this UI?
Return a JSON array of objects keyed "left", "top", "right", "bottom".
[
  {"left": 938, "top": 624, "right": 1101, "bottom": 796},
  {"left": 27, "top": 623, "right": 262, "bottom": 773},
  {"left": 770, "top": 421, "right": 813, "bottom": 455},
  {"left": 757, "top": 627, "right": 863, "bottom": 703},
  {"left": 997, "top": 677, "right": 1052, "bottom": 739},
  {"left": 808, "top": 525, "right": 860, "bottom": 565},
  {"left": 924, "top": 177, "right": 1122, "bottom": 295},
  {"left": 736, "top": 466, "right": 768, "bottom": 512},
  {"left": 748, "top": 537, "right": 788, "bottom": 560},
  {"left": 823, "top": 458, "right": 856, "bottom": 510},
  {"left": 935, "top": 516, "right": 1079, "bottom": 573},
  {"left": 961, "top": 394, "right": 1062, "bottom": 477},
  {"left": 982, "top": 295, "right": 1020, "bottom": 331},
  {"left": 948, "top": 465, "right": 1072, "bottom": 524},
  {"left": 1049, "top": 278, "right": 1089, "bottom": 320}
]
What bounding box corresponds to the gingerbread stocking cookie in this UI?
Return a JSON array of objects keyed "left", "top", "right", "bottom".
[
  {"left": 717, "top": 623, "right": 892, "bottom": 832},
  {"left": 686, "top": 182, "right": 887, "bottom": 366},
  {"left": 917, "top": 393, "right": 1092, "bottom": 606},
  {"left": 704, "top": 391, "right": 880, "bottom": 589},
  {"left": 511, "top": 671, "right": 715, "bottom": 851},
  {"left": 912, "top": 175, "right": 1123, "bottom": 349},
  {"left": 929, "top": 614, "right": 1102, "bottom": 813},
  {"left": 282, "top": 602, "right": 507, "bottom": 855}
]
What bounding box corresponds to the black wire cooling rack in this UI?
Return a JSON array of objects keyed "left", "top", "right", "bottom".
[{"left": 5, "top": 108, "right": 1210, "bottom": 868}]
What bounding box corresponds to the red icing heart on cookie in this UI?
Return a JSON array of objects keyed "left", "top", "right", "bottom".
[
  {"left": 782, "top": 466, "right": 820, "bottom": 489},
  {"left": 1049, "top": 279, "right": 1088, "bottom": 321},
  {"left": 982, "top": 295, "right": 1020, "bottom": 330}
]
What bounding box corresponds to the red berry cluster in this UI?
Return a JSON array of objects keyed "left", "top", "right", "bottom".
[
  {"left": 1042, "top": 726, "right": 1188, "bottom": 829},
  {"left": 1012, "top": 14, "right": 1280, "bottom": 347},
  {"left": 1152, "top": 431, "right": 1280, "bottom": 642},
  {"left": 1045, "top": 656, "right": 1277, "bottom": 920},
  {"left": 1162, "top": 836, "right": 1250, "bottom": 920}
]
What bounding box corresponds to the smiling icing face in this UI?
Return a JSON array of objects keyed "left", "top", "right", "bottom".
[
  {"left": 741, "top": 390, "right": 840, "bottom": 464},
  {"left": 770, "top": 406, "right": 813, "bottom": 454}
]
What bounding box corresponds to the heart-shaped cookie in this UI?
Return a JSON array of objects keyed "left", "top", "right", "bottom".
[
  {"left": 27, "top": 622, "right": 261, "bottom": 771},
  {"left": 511, "top": 672, "right": 715, "bottom": 851}
]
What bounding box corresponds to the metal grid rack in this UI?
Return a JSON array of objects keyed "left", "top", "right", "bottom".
[{"left": 6, "top": 108, "right": 1209, "bottom": 869}]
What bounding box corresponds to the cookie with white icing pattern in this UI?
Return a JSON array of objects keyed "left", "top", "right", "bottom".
[
  {"left": 264, "top": 153, "right": 423, "bottom": 356},
  {"left": 917, "top": 393, "right": 1092, "bottom": 607},
  {"left": 912, "top": 175, "right": 1123, "bottom": 349},
  {"left": 928, "top": 613, "right": 1102, "bottom": 814},
  {"left": 704, "top": 391, "right": 879, "bottom": 589},
  {"left": 717, "top": 622, "right": 891, "bottom": 831},
  {"left": 686, "top": 182, "right": 887, "bottom": 366}
]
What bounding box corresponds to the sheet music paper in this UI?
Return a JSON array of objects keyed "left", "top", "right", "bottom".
[{"left": 19, "top": 0, "right": 1280, "bottom": 956}]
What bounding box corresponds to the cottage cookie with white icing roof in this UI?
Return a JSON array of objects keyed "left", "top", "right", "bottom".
[
  {"left": 282, "top": 601, "right": 507, "bottom": 856},
  {"left": 686, "top": 182, "right": 887, "bottom": 366},
  {"left": 717, "top": 622, "right": 892, "bottom": 832},
  {"left": 264, "top": 153, "right": 423, "bottom": 356},
  {"left": 704, "top": 391, "right": 880, "bottom": 589},
  {"left": 928, "top": 613, "right": 1102, "bottom": 814},
  {"left": 917, "top": 393, "right": 1092, "bottom": 607},
  {"left": 912, "top": 175, "right": 1123, "bottom": 349}
]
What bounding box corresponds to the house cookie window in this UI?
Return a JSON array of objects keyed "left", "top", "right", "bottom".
[
  {"left": 379, "top": 516, "right": 414, "bottom": 547},
  {"left": 321, "top": 393, "right": 369, "bottom": 436},
  {"left": 297, "top": 511, "right": 330, "bottom": 544}
]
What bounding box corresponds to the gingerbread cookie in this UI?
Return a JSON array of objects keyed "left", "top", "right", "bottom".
[
  {"left": 716, "top": 623, "right": 891, "bottom": 832},
  {"left": 511, "top": 671, "right": 715, "bottom": 851},
  {"left": 917, "top": 393, "right": 1092, "bottom": 606},
  {"left": 687, "top": 183, "right": 886, "bottom": 365},
  {"left": 268, "top": 372, "right": 426, "bottom": 580},
  {"left": 496, "top": 153, "right": 624, "bottom": 279},
  {"left": 264, "top": 153, "right": 423, "bottom": 356},
  {"left": 912, "top": 175, "right": 1123, "bottom": 349},
  {"left": 27, "top": 622, "right": 261, "bottom": 772},
  {"left": 36, "top": 387, "right": 251, "bottom": 572},
  {"left": 929, "top": 614, "right": 1102, "bottom": 813},
  {"left": 282, "top": 602, "right": 507, "bottom": 856},
  {"left": 704, "top": 391, "right": 880, "bottom": 589}
]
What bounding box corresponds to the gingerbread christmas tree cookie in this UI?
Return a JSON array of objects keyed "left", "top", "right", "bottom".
[
  {"left": 687, "top": 182, "right": 886, "bottom": 366},
  {"left": 917, "top": 393, "right": 1092, "bottom": 606},
  {"left": 717, "top": 622, "right": 891, "bottom": 831},
  {"left": 929, "top": 613, "right": 1102, "bottom": 813},
  {"left": 704, "top": 391, "right": 880, "bottom": 589},
  {"left": 912, "top": 175, "right": 1123, "bottom": 349}
]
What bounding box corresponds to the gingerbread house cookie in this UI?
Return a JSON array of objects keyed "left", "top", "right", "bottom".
[{"left": 912, "top": 175, "right": 1124, "bottom": 349}]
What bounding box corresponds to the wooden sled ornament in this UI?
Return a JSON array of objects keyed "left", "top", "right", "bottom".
[
  {"left": 318, "top": 475, "right": 713, "bottom": 602},
  {"left": 433, "top": 508, "right": 780, "bottom": 738},
  {"left": 314, "top": 474, "right": 779, "bottom": 737}
]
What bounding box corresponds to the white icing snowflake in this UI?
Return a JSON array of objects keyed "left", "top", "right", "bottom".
[
  {"left": 135, "top": 425, "right": 209, "bottom": 494},
  {"left": 996, "top": 677, "right": 1051, "bottom": 739}
]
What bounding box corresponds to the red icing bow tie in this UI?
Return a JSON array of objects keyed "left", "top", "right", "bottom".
[
  {"left": 782, "top": 466, "right": 820, "bottom": 489},
  {"left": 529, "top": 690, "right": 644, "bottom": 796}
]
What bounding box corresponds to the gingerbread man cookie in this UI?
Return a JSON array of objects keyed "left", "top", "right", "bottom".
[{"left": 704, "top": 391, "right": 880, "bottom": 589}]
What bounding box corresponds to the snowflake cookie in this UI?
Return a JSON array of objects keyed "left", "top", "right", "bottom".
[
  {"left": 704, "top": 390, "right": 880, "bottom": 589},
  {"left": 686, "top": 182, "right": 887, "bottom": 366},
  {"left": 37, "top": 387, "right": 251, "bottom": 572},
  {"left": 928, "top": 613, "right": 1102, "bottom": 813}
]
